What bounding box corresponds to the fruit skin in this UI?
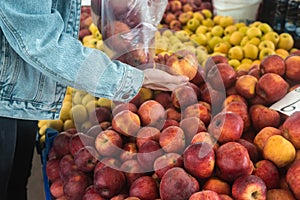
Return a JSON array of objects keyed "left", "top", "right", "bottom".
[
  {"left": 129, "top": 176, "right": 159, "bottom": 200},
  {"left": 153, "top": 152, "right": 183, "bottom": 179},
  {"left": 183, "top": 142, "right": 215, "bottom": 179},
  {"left": 216, "top": 142, "right": 253, "bottom": 182},
  {"left": 74, "top": 146, "right": 99, "bottom": 173},
  {"left": 285, "top": 54, "right": 300, "bottom": 82},
  {"left": 112, "top": 110, "right": 141, "bottom": 137},
  {"left": 253, "top": 127, "right": 282, "bottom": 152},
  {"left": 235, "top": 74, "right": 258, "bottom": 99},
  {"left": 252, "top": 159, "right": 280, "bottom": 189},
  {"left": 263, "top": 135, "right": 296, "bottom": 168},
  {"left": 266, "top": 189, "right": 295, "bottom": 200},
  {"left": 202, "top": 177, "right": 231, "bottom": 196},
  {"left": 255, "top": 73, "right": 289, "bottom": 104},
  {"left": 136, "top": 126, "right": 160, "bottom": 149},
  {"left": 180, "top": 117, "right": 207, "bottom": 144},
  {"left": 231, "top": 175, "right": 267, "bottom": 200},
  {"left": 52, "top": 132, "right": 72, "bottom": 157},
  {"left": 189, "top": 190, "right": 221, "bottom": 200},
  {"left": 286, "top": 160, "right": 300, "bottom": 199},
  {"left": 281, "top": 111, "right": 300, "bottom": 149},
  {"left": 63, "top": 171, "right": 90, "bottom": 200},
  {"left": 94, "top": 129, "right": 122, "bottom": 157},
  {"left": 171, "top": 85, "right": 198, "bottom": 110},
  {"left": 82, "top": 185, "right": 106, "bottom": 200},
  {"left": 159, "top": 125, "right": 186, "bottom": 154},
  {"left": 260, "top": 54, "right": 286, "bottom": 76},
  {"left": 277, "top": 32, "right": 294, "bottom": 51},
  {"left": 208, "top": 111, "right": 244, "bottom": 144},
  {"left": 159, "top": 167, "right": 200, "bottom": 200}
]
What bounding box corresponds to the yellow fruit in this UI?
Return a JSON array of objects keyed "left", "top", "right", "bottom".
[
  {"left": 60, "top": 106, "right": 71, "bottom": 121},
  {"left": 249, "top": 21, "right": 262, "bottom": 28},
  {"left": 139, "top": 88, "right": 154, "bottom": 102},
  {"left": 235, "top": 63, "right": 252, "bottom": 72},
  {"left": 262, "top": 31, "right": 280, "bottom": 46},
  {"left": 162, "top": 29, "right": 174, "bottom": 38},
  {"left": 190, "top": 33, "right": 208, "bottom": 46},
  {"left": 196, "top": 25, "right": 208, "bottom": 34},
  {"left": 241, "top": 58, "right": 253, "bottom": 64},
  {"left": 82, "top": 94, "right": 96, "bottom": 106},
  {"left": 243, "top": 43, "right": 259, "bottom": 60},
  {"left": 202, "top": 18, "right": 214, "bottom": 27},
  {"left": 224, "top": 25, "right": 237, "bottom": 35},
  {"left": 263, "top": 135, "right": 296, "bottom": 168},
  {"left": 47, "top": 119, "right": 64, "bottom": 131},
  {"left": 214, "top": 42, "right": 230, "bottom": 54},
  {"left": 276, "top": 48, "right": 290, "bottom": 59},
  {"left": 211, "top": 25, "right": 224, "bottom": 37},
  {"left": 247, "top": 37, "right": 261, "bottom": 46},
  {"left": 81, "top": 121, "right": 93, "bottom": 132},
  {"left": 38, "top": 120, "right": 48, "bottom": 128},
  {"left": 201, "top": 9, "right": 213, "bottom": 19},
  {"left": 247, "top": 27, "right": 262, "bottom": 39},
  {"left": 258, "top": 40, "right": 275, "bottom": 50},
  {"left": 63, "top": 119, "right": 75, "bottom": 131},
  {"left": 235, "top": 22, "right": 247, "bottom": 29},
  {"left": 38, "top": 124, "right": 48, "bottom": 136},
  {"left": 193, "top": 12, "right": 205, "bottom": 22},
  {"left": 252, "top": 60, "right": 261, "bottom": 66},
  {"left": 229, "top": 31, "right": 244, "bottom": 46},
  {"left": 290, "top": 48, "right": 299, "bottom": 53},
  {"left": 240, "top": 36, "right": 250, "bottom": 46},
  {"left": 259, "top": 48, "right": 276, "bottom": 60},
  {"left": 89, "top": 23, "right": 99, "bottom": 35},
  {"left": 70, "top": 104, "right": 88, "bottom": 124},
  {"left": 219, "top": 16, "right": 234, "bottom": 28},
  {"left": 39, "top": 134, "right": 46, "bottom": 143},
  {"left": 277, "top": 33, "right": 294, "bottom": 51},
  {"left": 228, "top": 46, "right": 244, "bottom": 60},
  {"left": 213, "top": 15, "right": 222, "bottom": 25},
  {"left": 96, "top": 40, "right": 104, "bottom": 51},
  {"left": 63, "top": 94, "right": 72, "bottom": 103},
  {"left": 186, "top": 18, "right": 200, "bottom": 32},
  {"left": 72, "top": 90, "right": 87, "bottom": 105},
  {"left": 82, "top": 35, "right": 95, "bottom": 44},
  {"left": 85, "top": 100, "right": 98, "bottom": 115},
  {"left": 228, "top": 59, "right": 241, "bottom": 69},
  {"left": 258, "top": 22, "right": 273, "bottom": 34},
  {"left": 207, "top": 36, "right": 223, "bottom": 50},
  {"left": 97, "top": 98, "right": 114, "bottom": 109}
]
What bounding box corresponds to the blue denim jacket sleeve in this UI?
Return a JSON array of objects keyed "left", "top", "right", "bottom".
[{"left": 0, "top": 0, "right": 144, "bottom": 102}]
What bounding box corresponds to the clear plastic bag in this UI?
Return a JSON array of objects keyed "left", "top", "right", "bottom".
[{"left": 91, "top": 0, "right": 167, "bottom": 67}]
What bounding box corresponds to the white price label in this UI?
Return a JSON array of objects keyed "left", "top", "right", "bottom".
[{"left": 270, "top": 86, "right": 300, "bottom": 116}]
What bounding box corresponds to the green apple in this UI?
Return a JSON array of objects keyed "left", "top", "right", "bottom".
[
  {"left": 190, "top": 33, "right": 208, "bottom": 46},
  {"left": 168, "top": 41, "right": 185, "bottom": 53},
  {"left": 193, "top": 12, "right": 204, "bottom": 22},
  {"left": 201, "top": 9, "right": 213, "bottom": 19},
  {"left": 243, "top": 43, "right": 259, "bottom": 60},
  {"left": 211, "top": 25, "right": 224, "bottom": 37},
  {"left": 259, "top": 47, "right": 276, "bottom": 60},
  {"left": 258, "top": 40, "right": 275, "bottom": 50},
  {"left": 262, "top": 31, "right": 280, "bottom": 47},
  {"left": 228, "top": 59, "right": 241, "bottom": 69},
  {"left": 258, "top": 23, "right": 273, "bottom": 35},
  {"left": 247, "top": 37, "right": 261, "bottom": 46},
  {"left": 224, "top": 25, "right": 237, "bottom": 35},
  {"left": 219, "top": 16, "right": 234, "bottom": 28},
  {"left": 186, "top": 18, "right": 200, "bottom": 32},
  {"left": 214, "top": 42, "right": 230, "bottom": 54},
  {"left": 238, "top": 26, "right": 249, "bottom": 35},
  {"left": 202, "top": 18, "right": 214, "bottom": 27},
  {"left": 174, "top": 30, "right": 190, "bottom": 42},
  {"left": 240, "top": 36, "right": 250, "bottom": 46},
  {"left": 246, "top": 27, "right": 262, "bottom": 39},
  {"left": 207, "top": 36, "right": 223, "bottom": 50},
  {"left": 277, "top": 33, "right": 294, "bottom": 51},
  {"left": 196, "top": 25, "right": 208, "bottom": 35},
  {"left": 229, "top": 31, "right": 244, "bottom": 46}
]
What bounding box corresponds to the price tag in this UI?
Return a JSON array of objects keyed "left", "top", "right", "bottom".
[{"left": 270, "top": 86, "right": 300, "bottom": 116}]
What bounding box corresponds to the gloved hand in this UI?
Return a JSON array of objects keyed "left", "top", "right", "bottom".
[{"left": 142, "top": 68, "right": 189, "bottom": 91}]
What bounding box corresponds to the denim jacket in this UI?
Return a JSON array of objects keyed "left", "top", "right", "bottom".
[{"left": 0, "top": 0, "right": 144, "bottom": 120}]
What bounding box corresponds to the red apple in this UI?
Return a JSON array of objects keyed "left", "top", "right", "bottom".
[
  {"left": 190, "top": 131, "right": 219, "bottom": 152},
  {"left": 189, "top": 190, "right": 221, "bottom": 200},
  {"left": 137, "top": 100, "right": 166, "bottom": 129},
  {"left": 179, "top": 117, "right": 207, "bottom": 144},
  {"left": 112, "top": 102, "right": 138, "bottom": 116},
  {"left": 120, "top": 142, "right": 138, "bottom": 162},
  {"left": 216, "top": 142, "right": 254, "bottom": 182},
  {"left": 89, "top": 106, "right": 112, "bottom": 125},
  {"left": 182, "top": 103, "right": 211, "bottom": 126},
  {"left": 153, "top": 152, "right": 183, "bottom": 179},
  {"left": 94, "top": 166, "right": 126, "bottom": 199},
  {"left": 136, "top": 126, "right": 160, "bottom": 149},
  {"left": 260, "top": 54, "right": 285, "bottom": 76},
  {"left": 171, "top": 85, "right": 198, "bottom": 110},
  {"left": 237, "top": 139, "right": 260, "bottom": 163},
  {"left": 129, "top": 176, "right": 159, "bottom": 200},
  {"left": 159, "top": 167, "right": 200, "bottom": 200},
  {"left": 231, "top": 175, "right": 267, "bottom": 200},
  {"left": 59, "top": 154, "right": 79, "bottom": 181},
  {"left": 266, "top": 189, "right": 295, "bottom": 200},
  {"left": 285, "top": 54, "right": 300, "bottom": 82},
  {"left": 253, "top": 159, "right": 280, "bottom": 189},
  {"left": 46, "top": 159, "right": 61, "bottom": 182},
  {"left": 69, "top": 132, "right": 95, "bottom": 156},
  {"left": 63, "top": 171, "right": 89, "bottom": 200},
  {"left": 202, "top": 177, "right": 231, "bottom": 196},
  {"left": 95, "top": 129, "right": 122, "bottom": 157},
  {"left": 162, "top": 119, "right": 179, "bottom": 130},
  {"left": 166, "top": 107, "right": 181, "bottom": 122},
  {"left": 159, "top": 126, "right": 186, "bottom": 154},
  {"left": 83, "top": 185, "right": 106, "bottom": 200},
  {"left": 52, "top": 132, "right": 72, "bottom": 157},
  {"left": 50, "top": 178, "right": 64, "bottom": 199},
  {"left": 286, "top": 159, "right": 300, "bottom": 199},
  {"left": 281, "top": 111, "right": 300, "bottom": 149},
  {"left": 235, "top": 74, "right": 258, "bottom": 99},
  {"left": 112, "top": 110, "right": 141, "bottom": 137},
  {"left": 74, "top": 146, "right": 100, "bottom": 173},
  {"left": 183, "top": 142, "right": 215, "bottom": 179},
  {"left": 120, "top": 159, "right": 146, "bottom": 186},
  {"left": 154, "top": 91, "right": 172, "bottom": 109},
  {"left": 208, "top": 111, "right": 244, "bottom": 144}
]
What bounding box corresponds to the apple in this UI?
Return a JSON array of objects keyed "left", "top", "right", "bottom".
[
  {"left": 50, "top": 178, "right": 64, "bottom": 199},
  {"left": 154, "top": 91, "right": 172, "bottom": 109},
  {"left": 46, "top": 159, "right": 61, "bottom": 182},
  {"left": 267, "top": 189, "right": 295, "bottom": 200},
  {"left": 169, "top": 19, "right": 182, "bottom": 31},
  {"left": 189, "top": 190, "right": 221, "bottom": 200},
  {"left": 182, "top": 103, "right": 211, "bottom": 126},
  {"left": 86, "top": 124, "right": 103, "bottom": 138},
  {"left": 285, "top": 54, "right": 300, "bottom": 82},
  {"left": 162, "top": 119, "right": 179, "bottom": 130},
  {"left": 202, "top": 177, "right": 231, "bottom": 196},
  {"left": 89, "top": 106, "right": 112, "bottom": 125},
  {"left": 59, "top": 154, "right": 79, "bottom": 181},
  {"left": 216, "top": 142, "right": 253, "bottom": 182},
  {"left": 129, "top": 176, "right": 159, "bottom": 200},
  {"left": 218, "top": 194, "right": 234, "bottom": 200},
  {"left": 83, "top": 185, "right": 106, "bottom": 200},
  {"left": 190, "top": 131, "right": 219, "bottom": 152},
  {"left": 222, "top": 94, "right": 248, "bottom": 108},
  {"left": 94, "top": 157, "right": 121, "bottom": 173},
  {"left": 120, "top": 142, "right": 138, "bottom": 162},
  {"left": 231, "top": 175, "right": 267, "bottom": 200},
  {"left": 166, "top": 49, "right": 199, "bottom": 80},
  {"left": 110, "top": 194, "right": 128, "bottom": 200},
  {"left": 165, "top": 107, "right": 181, "bottom": 122},
  {"left": 153, "top": 152, "right": 183, "bottom": 179},
  {"left": 74, "top": 146, "right": 100, "bottom": 173},
  {"left": 206, "top": 63, "right": 237, "bottom": 91},
  {"left": 247, "top": 64, "right": 262, "bottom": 80},
  {"left": 52, "top": 132, "right": 72, "bottom": 157},
  {"left": 136, "top": 140, "right": 164, "bottom": 172},
  {"left": 112, "top": 102, "right": 138, "bottom": 116},
  {"left": 253, "top": 126, "right": 282, "bottom": 152},
  {"left": 63, "top": 170, "right": 89, "bottom": 200},
  {"left": 119, "top": 159, "right": 146, "bottom": 186},
  {"left": 249, "top": 104, "right": 281, "bottom": 131},
  {"left": 281, "top": 111, "right": 300, "bottom": 149},
  {"left": 69, "top": 132, "right": 95, "bottom": 156},
  {"left": 171, "top": 85, "right": 198, "bottom": 110},
  {"left": 112, "top": 110, "right": 141, "bottom": 137},
  {"left": 179, "top": 117, "right": 207, "bottom": 144},
  {"left": 208, "top": 111, "right": 244, "bottom": 144},
  {"left": 94, "top": 166, "right": 126, "bottom": 199},
  {"left": 159, "top": 167, "right": 200, "bottom": 200},
  {"left": 260, "top": 54, "right": 285, "bottom": 76},
  {"left": 255, "top": 73, "right": 289, "bottom": 104},
  {"left": 235, "top": 74, "right": 258, "bottom": 99},
  {"left": 169, "top": 0, "right": 182, "bottom": 12},
  {"left": 164, "top": 12, "right": 177, "bottom": 24},
  {"left": 252, "top": 159, "right": 280, "bottom": 189},
  {"left": 204, "top": 55, "right": 229, "bottom": 74},
  {"left": 94, "top": 129, "right": 122, "bottom": 157},
  {"left": 138, "top": 100, "right": 166, "bottom": 129},
  {"left": 159, "top": 125, "right": 186, "bottom": 154},
  {"left": 178, "top": 12, "right": 193, "bottom": 24},
  {"left": 183, "top": 142, "right": 215, "bottom": 179},
  {"left": 237, "top": 139, "right": 260, "bottom": 163},
  {"left": 222, "top": 101, "right": 251, "bottom": 132},
  {"left": 136, "top": 126, "right": 160, "bottom": 149}
]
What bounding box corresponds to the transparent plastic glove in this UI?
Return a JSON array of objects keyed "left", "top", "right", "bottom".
[{"left": 142, "top": 68, "right": 189, "bottom": 91}]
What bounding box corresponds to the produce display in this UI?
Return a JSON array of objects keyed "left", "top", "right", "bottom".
[{"left": 38, "top": 1, "right": 300, "bottom": 200}]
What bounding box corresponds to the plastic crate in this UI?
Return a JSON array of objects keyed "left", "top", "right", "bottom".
[{"left": 40, "top": 128, "right": 59, "bottom": 200}]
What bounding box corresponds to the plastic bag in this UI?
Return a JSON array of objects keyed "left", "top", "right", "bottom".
[{"left": 91, "top": 0, "right": 167, "bottom": 67}]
